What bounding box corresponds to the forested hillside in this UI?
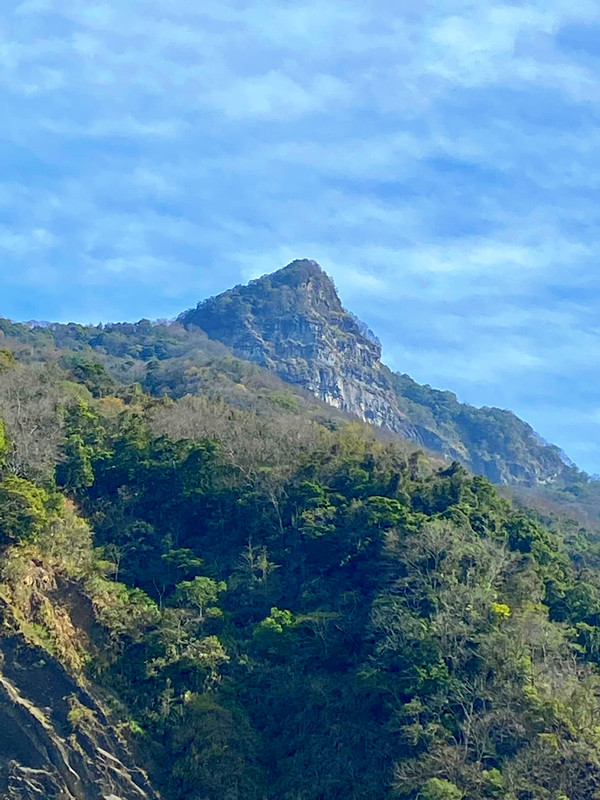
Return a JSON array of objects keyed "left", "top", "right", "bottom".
[{"left": 3, "top": 347, "right": 600, "bottom": 799}]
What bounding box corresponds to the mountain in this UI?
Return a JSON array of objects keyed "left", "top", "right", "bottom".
[
  {"left": 181, "top": 259, "right": 569, "bottom": 485},
  {"left": 4, "top": 267, "right": 600, "bottom": 799}
]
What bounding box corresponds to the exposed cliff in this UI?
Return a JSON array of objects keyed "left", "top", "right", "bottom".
[
  {"left": 0, "top": 640, "right": 159, "bottom": 800},
  {"left": 181, "top": 260, "right": 421, "bottom": 435},
  {"left": 181, "top": 259, "right": 569, "bottom": 485},
  {"left": 0, "top": 562, "right": 160, "bottom": 800}
]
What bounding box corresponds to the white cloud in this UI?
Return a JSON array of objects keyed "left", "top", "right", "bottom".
[
  {"left": 207, "top": 71, "right": 350, "bottom": 120},
  {"left": 0, "top": 226, "right": 57, "bottom": 255},
  {"left": 43, "top": 116, "right": 184, "bottom": 138}
]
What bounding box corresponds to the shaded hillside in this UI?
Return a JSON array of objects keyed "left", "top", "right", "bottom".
[
  {"left": 181, "top": 259, "right": 569, "bottom": 485},
  {"left": 0, "top": 629, "right": 160, "bottom": 800}
]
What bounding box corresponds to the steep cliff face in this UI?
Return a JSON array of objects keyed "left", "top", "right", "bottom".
[
  {"left": 0, "top": 600, "right": 159, "bottom": 800},
  {"left": 182, "top": 260, "right": 569, "bottom": 486},
  {"left": 182, "top": 260, "right": 415, "bottom": 435}
]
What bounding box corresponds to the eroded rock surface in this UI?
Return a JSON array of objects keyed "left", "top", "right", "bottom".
[{"left": 0, "top": 632, "right": 159, "bottom": 800}]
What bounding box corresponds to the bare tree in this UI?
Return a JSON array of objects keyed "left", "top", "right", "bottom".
[{"left": 0, "top": 363, "right": 68, "bottom": 480}]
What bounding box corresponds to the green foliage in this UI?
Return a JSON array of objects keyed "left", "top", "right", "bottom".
[
  {"left": 174, "top": 576, "right": 227, "bottom": 620},
  {"left": 253, "top": 607, "right": 296, "bottom": 653},
  {"left": 63, "top": 414, "right": 600, "bottom": 799},
  {"left": 161, "top": 548, "right": 204, "bottom": 580},
  {"left": 256, "top": 607, "right": 295, "bottom": 635},
  {"left": 67, "top": 698, "right": 95, "bottom": 730},
  {"left": 62, "top": 356, "right": 117, "bottom": 397},
  {"left": 57, "top": 434, "right": 95, "bottom": 490},
  {"left": 56, "top": 400, "right": 106, "bottom": 491},
  {"left": 36, "top": 499, "right": 94, "bottom": 576},
  {"left": 0, "top": 476, "right": 49, "bottom": 545},
  {"left": 4, "top": 316, "right": 600, "bottom": 800},
  {"left": 0, "top": 349, "right": 15, "bottom": 373},
  {"left": 490, "top": 601, "right": 511, "bottom": 618},
  {"left": 420, "top": 778, "right": 463, "bottom": 800},
  {"left": 164, "top": 692, "right": 262, "bottom": 800},
  {"left": 0, "top": 418, "right": 7, "bottom": 467}
]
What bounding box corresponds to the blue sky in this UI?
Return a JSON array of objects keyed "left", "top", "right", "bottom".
[{"left": 2, "top": 1, "right": 600, "bottom": 472}]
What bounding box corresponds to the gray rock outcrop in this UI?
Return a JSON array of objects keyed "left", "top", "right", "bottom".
[{"left": 0, "top": 630, "right": 159, "bottom": 800}]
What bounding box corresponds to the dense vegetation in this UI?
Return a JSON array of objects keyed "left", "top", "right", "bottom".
[{"left": 4, "top": 346, "right": 600, "bottom": 800}]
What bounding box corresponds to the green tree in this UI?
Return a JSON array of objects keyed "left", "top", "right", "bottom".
[
  {"left": 174, "top": 576, "right": 227, "bottom": 621},
  {"left": 253, "top": 607, "right": 296, "bottom": 654},
  {"left": 0, "top": 419, "right": 7, "bottom": 468},
  {"left": 63, "top": 356, "right": 116, "bottom": 397},
  {"left": 56, "top": 434, "right": 94, "bottom": 491},
  {"left": 0, "top": 476, "right": 49, "bottom": 545},
  {"left": 0, "top": 349, "right": 15, "bottom": 373},
  {"left": 166, "top": 693, "right": 263, "bottom": 800},
  {"left": 420, "top": 778, "right": 463, "bottom": 800}
]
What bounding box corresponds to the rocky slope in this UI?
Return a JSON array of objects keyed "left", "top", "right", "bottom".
[
  {"left": 182, "top": 259, "right": 569, "bottom": 485},
  {"left": 182, "top": 260, "right": 415, "bottom": 433},
  {"left": 0, "top": 600, "right": 159, "bottom": 800}
]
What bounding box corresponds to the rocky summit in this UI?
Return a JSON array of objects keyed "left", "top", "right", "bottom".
[
  {"left": 181, "top": 260, "right": 413, "bottom": 433},
  {"left": 182, "top": 259, "right": 569, "bottom": 485}
]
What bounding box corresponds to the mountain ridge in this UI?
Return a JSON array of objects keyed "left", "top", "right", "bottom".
[{"left": 181, "top": 259, "right": 570, "bottom": 486}]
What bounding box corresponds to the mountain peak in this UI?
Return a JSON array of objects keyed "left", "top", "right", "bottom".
[
  {"left": 265, "top": 258, "right": 334, "bottom": 290},
  {"left": 182, "top": 259, "right": 349, "bottom": 330},
  {"left": 247, "top": 259, "right": 342, "bottom": 312},
  {"left": 270, "top": 258, "right": 325, "bottom": 283},
  {"left": 181, "top": 259, "right": 390, "bottom": 416}
]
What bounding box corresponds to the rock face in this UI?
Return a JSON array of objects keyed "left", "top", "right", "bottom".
[
  {"left": 182, "top": 259, "right": 569, "bottom": 485},
  {"left": 182, "top": 260, "right": 412, "bottom": 431},
  {"left": 0, "top": 623, "right": 159, "bottom": 800}
]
